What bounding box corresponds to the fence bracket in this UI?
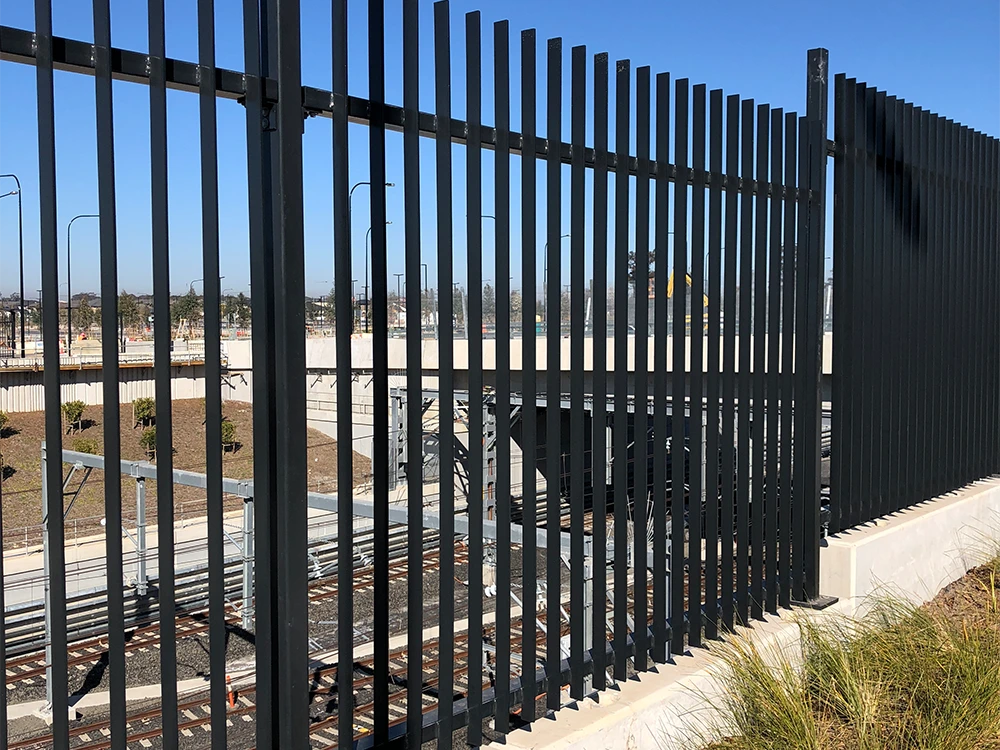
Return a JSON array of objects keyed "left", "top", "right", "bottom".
[{"left": 790, "top": 594, "right": 838, "bottom": 610}]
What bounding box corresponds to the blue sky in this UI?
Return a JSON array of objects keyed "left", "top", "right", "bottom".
[{"left": 0, "top": 0, "right": 997, "bottom": 299}]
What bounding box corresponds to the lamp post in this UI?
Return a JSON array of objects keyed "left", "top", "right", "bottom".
[
  {"left": 420, "top": 262, "right": 436, "bottom": 339},
  {"left": 392, "top": 273, "right": 404, "bottom": 329},
  {"left": 350, "top": 279, "right": 358, "bottom": 332},
  {"left": 348, "top": 181, "right": 394, "bottom": 328},
  {"left": 0, "top": 175, "right": 25, "bottom": 356},
  {"left": 66, "top": 214, "right": 99, "bottom": 356},
  {"left": 542, "top": 233, "right": 571, "bottom": 324},
  {"left": 364, "top": 220, "right": 392, "bottom": 333}
]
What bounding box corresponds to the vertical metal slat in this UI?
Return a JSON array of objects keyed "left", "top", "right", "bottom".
[
  {"left": 434, "top": 4, "right": 456, "bottom": 743},
  {"left": 519, "top": 27, "right": 539, "bottom": 721},
  {"left": 545, "top": 35, "right": 563, "bottom": 714},
  {"left": 591, "top": 51, "right": 610, "bottom": 689},
  {"left": 93, "top": 1, "right": 126, "bottom": 744},
  {"left": 651, "top": 70, "right": 671, "bottom": 658},
  {"left": 402, "top": 1, "right": 424, "bottom": 742},
  {"left": 612, "top": 57, "right": 631, "bottom": 679},
  {"left": 492, "top": 18, "right": 512, "bottom": 730},
  {"left": 465, "top": 11, "right": 485, "bottom": 741},
  {"left": 34, "top": 0, "right": 69, "bottom": 743},
  {"left": 704, "top": 88, "right": 723, "bottom": 637},
  {"left": 670, "top": 77, "right": 689, "bottom": 653},
  {"left": 568, "top": 42, "right": 587, "bottom": 700},
  {"left": 632, "top": 65, "right": 651, "bottom": 669},
  {"left": 688, "top": 83, "right": 707, "bottom": 644}
]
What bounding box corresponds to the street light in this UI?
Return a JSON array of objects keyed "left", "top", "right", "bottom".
[
  {"left": 189, "top": 276, "right": 225, "bottom": 293},
  {"left": 348, "top": 181, "right": 394, "bottom": 320},
  {"left": 66, "top": 213, "right": 99, "bottom": 356},
  {"left": 0, "top": 175, "right": 24, "bottom": 356},
  {"left": 392, "top": 273, "right": 405, "bottom": 329},
  {"left": 364, "top": 220, "right": 392, "bottom": 333},
  {"left": 420, "top": 262, "right": 437, "bottom": 339},
  {"left": 542, "top": 233, "right": 571, "bottom": 322}
]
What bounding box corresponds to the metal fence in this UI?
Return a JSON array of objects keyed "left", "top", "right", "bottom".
[
  {"left": 829, "top": 77, "right": 1000, "bottom": 533},
  {"left": 1, "top": 1, "right": 995, "bottom": 749}
]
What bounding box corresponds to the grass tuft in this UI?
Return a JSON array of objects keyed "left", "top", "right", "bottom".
[{"left": 700, "top": 560, "right": 1000, "bottom": 750}]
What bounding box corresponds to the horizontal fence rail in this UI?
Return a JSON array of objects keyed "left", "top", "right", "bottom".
[
  {"left": 23, "top": 0, "right": 1000, "bottom": 746},
  {"left": 830, "top": 76, "right": 1000, "bottom": 533}
]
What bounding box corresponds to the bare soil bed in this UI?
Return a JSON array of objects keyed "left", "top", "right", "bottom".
[{"left": 0, "top": 399, "right": 371, "bottom": 545}]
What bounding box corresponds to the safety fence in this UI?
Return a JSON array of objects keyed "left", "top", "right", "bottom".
[
  {"left": 0, "top": 1, "right": 996, "bottom": 749},
  {"left": 829, "top": 77, "right": 1000, "bottom": 532}
]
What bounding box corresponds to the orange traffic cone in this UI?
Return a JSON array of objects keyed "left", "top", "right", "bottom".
[{"left": 227, "top": 675, "right": 236, "bottom": 707}]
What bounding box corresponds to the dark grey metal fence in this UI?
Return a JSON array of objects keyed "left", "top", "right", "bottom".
[
  {"left": 9, "top": 0, "right": 995, "bottom": 748},
  {"left": 829, "top": 76, "right": 1000, "bottom": 533}
]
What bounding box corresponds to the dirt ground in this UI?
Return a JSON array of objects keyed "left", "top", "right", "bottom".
[
  {"left": 924, "top": 557, "right": 1000, "bottom": 631},
  {"left": 0, "top": 399, "right": 371, "bottom": 544}
]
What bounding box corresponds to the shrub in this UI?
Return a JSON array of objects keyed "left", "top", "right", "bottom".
[
  {"left": 133, "top": 397, "right": 156, "bottom": 427},
  {"left": 72, "top": 438, "right": 100, "bottom": 455},
  {"left": 220, "top": 419, "right": 237, "bottom": 451},
  {"left": 0, "top": 411, "right": 8, "bottom": 432},
  {"left": 140, "top": 426, "right": 156, "bottom": 459},
  {"left": 61, "top": 401, "right": 86, "bottom": 433}
]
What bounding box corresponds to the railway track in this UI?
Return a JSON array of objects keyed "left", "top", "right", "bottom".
[
  {"left": 8, "top": 597, "right": 576, "bottom": 750},
  {"left": 4, "top": 532, "right": 458, "bottom": 694}
]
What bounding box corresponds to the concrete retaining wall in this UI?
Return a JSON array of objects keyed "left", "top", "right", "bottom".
[
  {"left": 0, "top": 365, "right": 207, "bottom": 413},
  {"left": 497, "top": 477, "right": 1000, "bottom": 750}
]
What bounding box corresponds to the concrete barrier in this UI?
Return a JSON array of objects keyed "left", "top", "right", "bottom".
[{"left": 495, "top": 477, "right": 1000, "bottom": 749}]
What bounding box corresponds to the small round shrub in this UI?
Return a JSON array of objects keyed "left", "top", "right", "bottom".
[
  {"left": 73, "top": 438, "right": 101, "bottom": 455},
  {"left": 133, "top": 397, "right": 156, "bottom": 426},
  {"left": 61, "top": 401, "right": 86, "bottom": 432},
  {"left": 140, "top": 426, "right": 157, "bottom": 458},
  {"left": 220, "top": 419, "right": 237, "bottom": 449}
]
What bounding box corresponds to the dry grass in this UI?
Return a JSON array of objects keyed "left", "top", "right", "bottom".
[
  {"left": 701, "top": 555, "right": 1000, "bottom": 750},
  {"left": 0, "top": 399, "right": 371, "bottom": 542}
]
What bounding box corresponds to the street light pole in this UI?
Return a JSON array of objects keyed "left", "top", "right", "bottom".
[
  {"left": 420, "top": 262, "right": 436, "bottom": 339},
  {"left": 365, "top": 220, "right": 392, "bottom": 333},
  {"left": 392, "top": 273, "right": 404, "bottom": 328},
  {"left": 542, "top": 233, "right": 571, "bottom": 323},
  {"left": 66, "top": 213, "right": 99, "bottom": 356},
  {"left": 348, "top": 181, "right": 394, "bottom": 329},
  {"left": 350, "top": 279, "right": 358, "bottom": 332},
  {"left": 1, "top": 175, "right": 25, "bottom": 356}
]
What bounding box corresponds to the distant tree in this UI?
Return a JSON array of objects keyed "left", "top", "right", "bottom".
[
  {"left": 75, "top": 295, "right": 96, "bottom": 332},
  {"left": 509, "top": 290, "right": 522, "bottom": 324},
  {"left": 452, "top": 286, "right": 466, "bottom": 331},
  {"left": 170, "top": 289, "right": 202, "bottom": 328},
  {"left": 627, "top": 248, "right": 656, "bottom": 289},
  {"left": 305, "top": 298, "right": 323, "bottom": 326},
  {"left": 234, "top": 292, "right": 251, "bottom": 328},
  {"left": 119, "top": 291, "right": 144, "bottom": 330},
  {"left": 482, "top": 282, "right": 496, "bottom": 325},
  {"left": 421, "top": 289, "right": 435, "bottom": 327}
]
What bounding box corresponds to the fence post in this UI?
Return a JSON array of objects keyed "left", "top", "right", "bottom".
[{"left": 795, "top": 48, "right": 837, "bottom": 608}]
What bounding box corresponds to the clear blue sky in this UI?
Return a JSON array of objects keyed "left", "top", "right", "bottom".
[{"left": 0, "top": 0, "right": 997, "bottom": 299}]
